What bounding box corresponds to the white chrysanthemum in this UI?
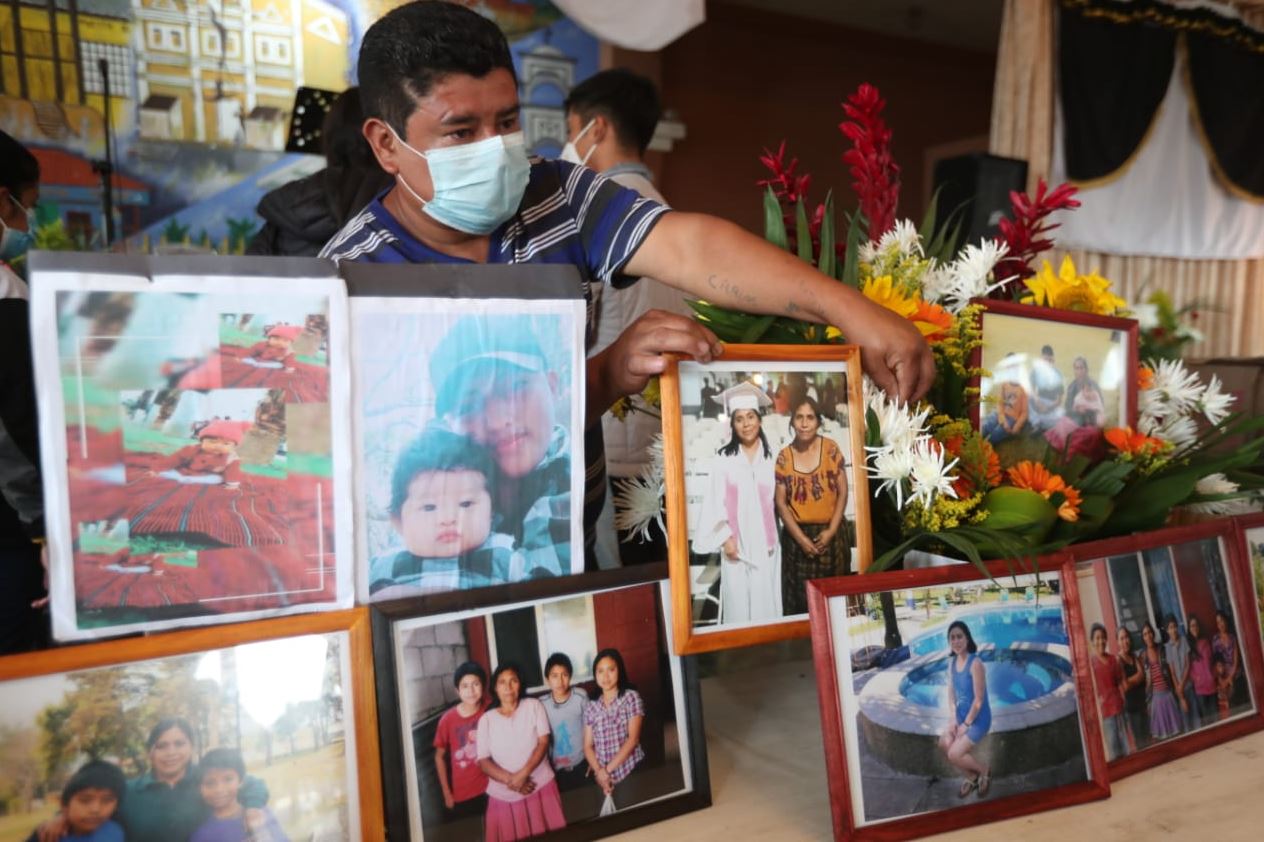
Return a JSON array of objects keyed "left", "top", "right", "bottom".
[
  {"left": 941, "top": 240, "right": 1012, "bottom": 314},
  {"left": 645, "top": 433, "right": 666, "bottom": 481},
  {"left": 1197, "top": 374, "right": 1234, "bottom": 426},
  {"left": 859, "top": 240, "right": 881, "bottom": 264},
  {"left": 1186, "top": 474, "right": 1262, "bottom": 516},
  {"left": 868, "top": 445, "right": 914, "bottom": 510},
  {"left": 876, "top": 219, "right": 923, "bottom": 258},
  {"left": 1151, "top": 412, "right": 1200, "bottom": 449},
  {"left": 612, "top": 474, "right": 665, "bottom": 543},
  {"left": 1146, "top": 359, "right": 1205, "bottom": 418},
  {"left": 908, "top": 439, "right": 959, "bottom": 508},
  {"left": 919, "top": 260, "right": 953, "bottom": 305},
  {"left": 1133, "top": 302, "right": 1160, "bottom": 331},
  {"left": 868, "top": 396, "right": 931, "bottom": 452}
]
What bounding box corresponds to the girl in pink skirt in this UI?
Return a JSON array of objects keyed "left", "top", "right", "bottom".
[{"left": 476, "top": 662, "right": 566, "bottom": 840}]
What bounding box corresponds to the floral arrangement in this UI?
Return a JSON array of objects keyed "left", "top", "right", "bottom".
[{"left": 616, "top": 82, "right": 1263, "bottom": 574}]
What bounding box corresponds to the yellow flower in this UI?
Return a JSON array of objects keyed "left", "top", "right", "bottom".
[
  {"left": 862, "top": 275, "right": 918, "bottom": 319},
  {"left": 825, "top": 326, "right": 843, "bottom": 340},
  {"left": 1021, "top": 257, "right": 1126, "bottom": 316},
  {"left": 641, "top": 377, "right": 661, "bottom": 408}
]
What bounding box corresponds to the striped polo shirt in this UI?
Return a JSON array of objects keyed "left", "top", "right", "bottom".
[{"left": 321, "top": 158, "right": 671, "bottom": 565}]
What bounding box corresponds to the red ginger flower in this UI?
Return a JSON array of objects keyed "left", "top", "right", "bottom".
[
  {"left": 993, "top": 179, "right": 1081, "bottom": 294},
  {"left": 839, "top": 84, "right": 900, "bottom": 240},
  {"left": 757, "top": 140, "right": 827, "bottom": 260}
]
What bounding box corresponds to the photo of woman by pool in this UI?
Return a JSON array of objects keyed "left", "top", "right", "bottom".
[
  {"left": 815, "top": 569, "right": 1104, "bottom": 831},
  {"left": 1074, "top": 527, "right": 1263, "bottom": 774}
]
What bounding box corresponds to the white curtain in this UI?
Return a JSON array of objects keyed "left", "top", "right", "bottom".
[
  {"left": 551, "top": 0, "right": 705, "bottom": 51},
  {"left": 1049, "top": 47, "right": 1264, "bottom": 260}
]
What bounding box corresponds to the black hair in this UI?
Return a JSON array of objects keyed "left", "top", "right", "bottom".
[
  {"left": 786, "top": 395, "right": 822, "bottom": 435},
  {"left": 564, "top": 68, "right": 662, "bottom": 155},
  {"left": 389, "top": 427, "right": 494, "bottom": 518},
  {"left": 593, "top": 648, "right": 632, "bottom": 697},
  {"left": 453, "top": 660, "right": 487, "bottom": 689},
  {"left": 490, "top": 662, "right": 526, "bottom": 702},
  {"left": 718, "top": 408, "right": 771, "bottom": 459},
  {"left": 322, "top": 86, "right": 377, "bottom": 171},
  {"left": 0, "top": 130, "right": 39, "bottom": 196},
  {"left": 62, "top": 760, "right": 126, "bottom": 807},
  {"left": 946, "top": 621, "right": 978, "bottom": 654},
  {"left": 197, "top": 748, "right": 246, "bottom": 782},
  {"left": 1117, "top": 625, "right": 1135, "bottom": 654},
  {"left": 358, "top": 1, "right": 517, "bottom": 135},
  {"left": 1089, "top": 622, "right": 1108, "bottom": 643},
  {"left": 1041, "top": 345, "right": 1054, "bottom": 357},
  {"left": 544, "top": 652, "right": 573, "bottom": 679},
  {"left": 1187, "top": 613, "right": 1205, "bottom": 661},
  {"left": 1214, "top": 609, "right": 1233, "bottom": 632},
  {"left": 146, "top": 717, "right": 195, "bottom": 752},
  {"left": 1140, "top": 620, "right": 1158, "bottom": 645}
]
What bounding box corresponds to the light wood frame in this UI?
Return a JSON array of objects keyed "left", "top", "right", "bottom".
[
  {"left": 661, "top": 344, "right": 870, "bottom": 655},
  {"left": 1066, "top": 519, "right": 1264, "bottom": 780},
  {"left": 0, "top": 608, "right": 384, "bottom": 840},
  {"left": 808, "top": 557, "right": 1111, "bottom": 841}
]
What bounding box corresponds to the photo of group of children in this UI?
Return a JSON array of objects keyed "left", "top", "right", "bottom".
[
  {"left": 1076, "top": 536, "right": 1257, "bottom": 762},
  {"left": 352, "top": 298, "right": 586, "bottom": 601},
  {"left": 978, "top": 310, "right": 1129, "bottom": 467},
  {"left": 677, "top": 361, "right": 864, "bottom": 631},
  {"left": 42, "top": 283, "right": 347, "bottom": 639},
  {"left": 824, "top": 572, "right": 1093, "bottom": 826},
  {"left": 0, "top": 633, "right": 358, "bottom": 842},
  {"left": 391, "top": 582, "right": 692, "bottom": 841}
]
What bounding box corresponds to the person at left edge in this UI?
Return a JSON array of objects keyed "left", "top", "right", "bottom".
[{"left": 321, "top": 2, "right": 936, "bottom": 559}]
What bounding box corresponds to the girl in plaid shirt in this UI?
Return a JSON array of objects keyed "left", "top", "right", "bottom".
[{"left": 582, "top": 648, "right": 645, "bottom": 799}]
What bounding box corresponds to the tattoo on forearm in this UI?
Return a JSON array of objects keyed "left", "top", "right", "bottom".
[{"left": 706, "top": 274, "right": 757, "bottom": 307}]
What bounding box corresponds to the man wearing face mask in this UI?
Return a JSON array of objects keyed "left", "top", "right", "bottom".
[
  {"left": 561, "top": 69, "right": 691, "bottom": 565},
  {"left": 0, "top": 130, "right": 49, "bottom": 651},
  {"left": 321, "top": 1, "right": 935, "bottom": 565}
]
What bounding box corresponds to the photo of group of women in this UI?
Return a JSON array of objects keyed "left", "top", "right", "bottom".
[
  {"left": 351, "top": 299, "right": 586, "bottom": 602},
  {"left": 823, "top": 572, "right": 1094, "bottom": 826},
  {"left": 0, "top": 633, "right": 359, "bottom": 842},
  {"left": 1076, "top": 536, "right": 1257, "bottom": 762},
  {"left": 37, "top": 279, "right": 351, "bottom": 640},
  {"left": 677, "top": 361, "right": 864, "bottom": 631},
  {"left": 978, "top": 310, "right": 1129, "bottom": 467},
  {"left": 390, "top": 582, "right": 693, "bottom": 841}
]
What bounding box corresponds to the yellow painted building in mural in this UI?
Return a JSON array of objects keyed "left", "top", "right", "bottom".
[{"left": 134, "top": 0, "right": 350, "bottom": 148}]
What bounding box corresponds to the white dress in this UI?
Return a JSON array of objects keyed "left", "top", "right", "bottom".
[{"left": 691, "top": 445, "right": 783, "bottom": 623}]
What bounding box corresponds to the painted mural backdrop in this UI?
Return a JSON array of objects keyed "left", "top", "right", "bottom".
[{"left": 0, "top": 0, "right": 597, "bottom": 254}]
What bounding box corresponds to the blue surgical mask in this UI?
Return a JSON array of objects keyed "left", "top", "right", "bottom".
[
  {"left": 389, "top": 128, "right": 530, "bottom": 235},
  {"left": 0, "top": 196, "right": 35, "bottom": 263}
]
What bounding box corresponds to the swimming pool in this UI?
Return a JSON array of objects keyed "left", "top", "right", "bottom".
[
  {"left": 906, "top": 606, "right": 1068, "bottom": 657},
  {"left": 899, "top": 648, "right": 1073, "bottom": 709}
]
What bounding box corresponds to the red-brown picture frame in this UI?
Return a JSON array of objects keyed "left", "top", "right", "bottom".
[
  {"left": 968, "top": 299, "right": 1139, "bottom": 462},
  {"left": 807, "top": 557, "right": 1110, "bottom": 841},
  {"left": 1065, "top": 519, "right": 1264, "bottom": 781},
  {"left": 1232, "top": 512, "right": 1264, "bottom": 647}
]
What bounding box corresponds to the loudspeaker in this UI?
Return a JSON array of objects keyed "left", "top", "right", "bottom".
[{"left": 931, "top": 153, "right": 1028, "bottom": 251}]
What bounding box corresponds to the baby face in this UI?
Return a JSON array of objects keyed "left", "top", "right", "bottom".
[
  {"left": 266, "top": 334, "right": 293, "bottom": 350},
  {"left": 66, "top": 787, "right": 118, "bottom": 835},
  {"left": 199, "top": 435, "right": 237, "bottom": 455},
  {"left": 393, "top": 469, "right": 492, "bottom": 558}
]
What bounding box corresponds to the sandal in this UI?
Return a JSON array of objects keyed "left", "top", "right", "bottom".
[
  {"left": 958, "top": 776, "right": 978, "bottom": 798},
  {"left": 977, "top": 770, "right": 991, "bottom": 798}
]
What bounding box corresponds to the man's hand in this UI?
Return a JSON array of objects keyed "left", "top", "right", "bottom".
[
  {"left": 587, "top": 310, "right": 720, "bottom": 426},
  {"left": 840, "top": 301, "right": 936, "bottom": 404}
]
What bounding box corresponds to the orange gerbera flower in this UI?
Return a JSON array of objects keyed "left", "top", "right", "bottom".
[
  {"left": 910, "top": 300, "right": 954, "bottom": 343},
  {"left": 1006, "top": 460, "right": 1081, "bottom": 521},
  {"left": 1137, "top": 366, "right": 1154, "bottom": 390},
  {"left": 1105, "top": 426, "right": 1165, "bottom": 456}
]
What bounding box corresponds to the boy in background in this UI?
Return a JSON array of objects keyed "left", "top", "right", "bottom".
[{"left": 26, "top": 760, "right": 126, "bottom": 842}]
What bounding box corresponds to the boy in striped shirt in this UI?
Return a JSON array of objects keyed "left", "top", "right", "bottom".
[{"left": 323, "top": 1, "right": 935, "bottom": 561}]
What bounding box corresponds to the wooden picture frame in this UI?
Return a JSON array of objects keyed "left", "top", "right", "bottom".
[
  {"left": 371, "top": 566, "right": 710, "bottom": 841},
  {"left": 808, "top": 557, "right": 1110, "bottom": 841},
  {"left": 1066, "top": 519, "right": 1264, "bottom": 780},
  {"left": 969, "top": 299, "right": 1139, "bottom": 469},
  {"left": 0, "top": 608, "right": 384, "bottom": 840},
  {"left": 1233, "top": 511, "right": 1264, "bottom": 647},
  {"left": 661, "top": 344, "right": 870, "bottom": 655}
]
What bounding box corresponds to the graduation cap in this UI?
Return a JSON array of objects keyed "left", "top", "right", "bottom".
[
  {"left": 285, "top": 86, "right": 340, "bottom": 154},
  {"left": 712, "top": 380, "right": 773, "bottom": 415}
]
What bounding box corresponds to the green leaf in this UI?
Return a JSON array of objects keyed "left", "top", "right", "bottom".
[
  {"left": 919, "top": 185, "right": 942, "bottom": 247},
  {"left": 739, "top": 314, "right": 777, "bottom": 343},
  {"left": 841, "top": 210, "right": 867, "bottom": 289},
  {"left": 818, "top": 191, "right": 837, "bottom": 280},
  {"left": 1076, "top": 460, "right": 1135, "bottom": 495},
  {"left": 763, "top": 186, "right": 788, "bottom": 251},
  {"left": 795, "top": 199, "right": 813, "bottom": 264}
]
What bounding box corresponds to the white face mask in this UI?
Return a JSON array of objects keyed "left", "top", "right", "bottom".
[{"left": 559, "top": 119, "right": 596, "bottom": 167}]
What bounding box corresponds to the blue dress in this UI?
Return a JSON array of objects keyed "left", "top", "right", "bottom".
[{"left": 951, "top": 652, "right": 992, "bottom": 743}]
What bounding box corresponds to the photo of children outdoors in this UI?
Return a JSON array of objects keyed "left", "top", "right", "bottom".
[
  {"left": 676, "top": 360, "right": 865, "bottom": 631},
  {"left": 43, "top": 285, "right": 347, "bottom": 639},
  {"left": 0, "top": 633, "right": 359, "bottom": 842},
  {"left": 352, "top": 298, "right": 585, "bottom": 601},
  {"left": 823, "top": 572, "right": 1093, "bottom": 826},
  {"left": 390, "top": 582, "right": 694, "bottom": 841},
  {"left": 977, "top": 308, "right": 1130, "bottom": 469},
  {"left": 1076, "top": 535, "right": 1258, "bottom": 763}
]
